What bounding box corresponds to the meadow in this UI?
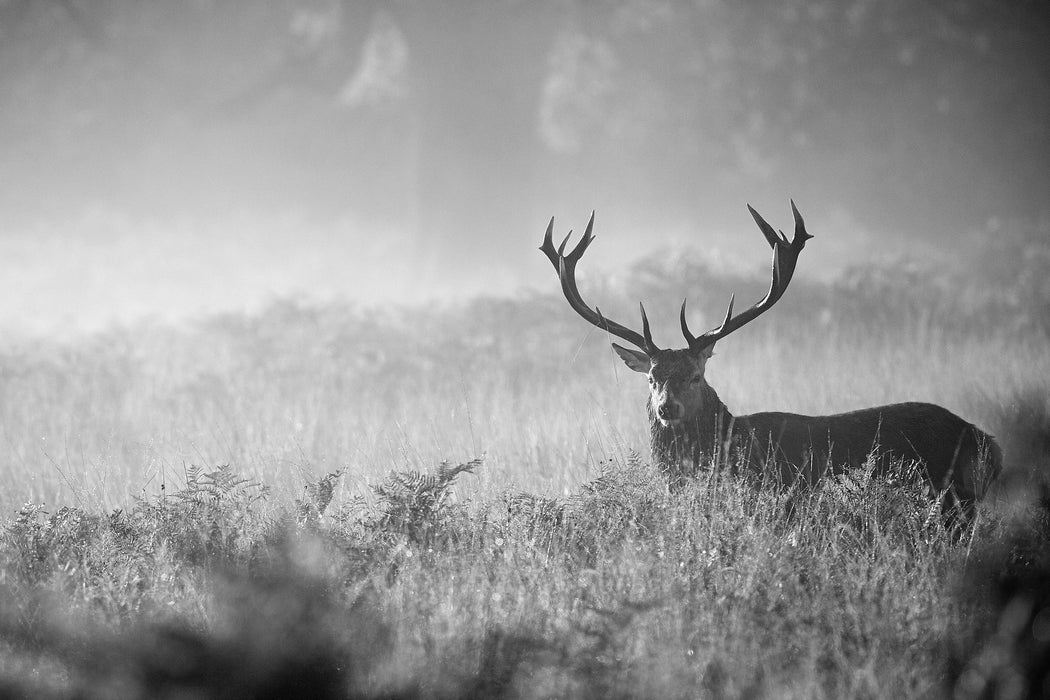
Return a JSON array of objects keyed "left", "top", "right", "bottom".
[{"left": 1, "top": 234, "right": 1048, "bottom": 698}]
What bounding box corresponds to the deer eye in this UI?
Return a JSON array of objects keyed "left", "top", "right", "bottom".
[{"left": 690, "top": 374, "right": 702, "bottom": 384}]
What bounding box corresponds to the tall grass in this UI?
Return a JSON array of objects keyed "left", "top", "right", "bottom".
[{"left": 1, "top": 287, "right": 1045, "bottom": 516}]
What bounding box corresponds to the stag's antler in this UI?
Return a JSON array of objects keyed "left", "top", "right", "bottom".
[
  {"left": 680, "top": 201, "right": 812, "bottom": 351},
  {"left": 540, "top": 212, "right": 661, "bottom": 354}
]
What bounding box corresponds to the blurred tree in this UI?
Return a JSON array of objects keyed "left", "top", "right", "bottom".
[
  {"left": 542, "top": 0, "right": 1050, "bottom": 239},
  {"left": 0, "top": 0, "right": 1047, "bottom": 285}
]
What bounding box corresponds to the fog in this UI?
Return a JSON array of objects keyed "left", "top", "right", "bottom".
[{"left": 1, "top": 0, "right": 1047, "bottom": 335}]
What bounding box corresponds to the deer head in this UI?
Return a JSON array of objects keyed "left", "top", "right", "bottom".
[{"left": 540, "top": 202, "right": 812, "bottom": 427}]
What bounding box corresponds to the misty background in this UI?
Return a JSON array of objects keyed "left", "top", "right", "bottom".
[{"left": 1, "top": 0, "right": 1048, "bottom": 336}]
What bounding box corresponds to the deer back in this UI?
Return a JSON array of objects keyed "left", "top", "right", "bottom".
[{"left": 735, "top": 401, "right": 1001, "bottom": 502}]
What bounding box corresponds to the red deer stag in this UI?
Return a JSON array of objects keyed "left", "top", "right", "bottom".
[{"left": 541, "top": 202, "right": 1001, "bottom": 518}]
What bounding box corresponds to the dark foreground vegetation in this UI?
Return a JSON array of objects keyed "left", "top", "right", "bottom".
[{"left": 1, "top": 455, "right": 1049, "bottom": 699}]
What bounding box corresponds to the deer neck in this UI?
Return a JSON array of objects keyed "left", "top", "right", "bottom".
[{"left": 648, "top": 381, "right": 735, "bottom": 485}]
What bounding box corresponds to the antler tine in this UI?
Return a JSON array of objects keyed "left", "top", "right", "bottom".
[
  {"left": 717, "top": 294, "right": 736, "bottom": 332},
  {"left": 541, "top": 214, "right": 596, "bottom": 267},
  {"left": 767, "top": 201, "right": 811, "bottom": 288},
  {"left": 680, "top": 298, "right": 696, "bottom": 346},
  {"left": 557, "top": 230, "right": 572, "bottom": 256},
  {"left": 540, "top": 214, "right": 660, "bottom": 353},
  {"left": 542, "top": 216, "right": 555, "bottom": 249},
  {"left": 689, "top": 203, "right": 811, "bottom": 351},
  {"left": 747, "top": 203, "right": 787, "bottom": 249},
  {"left": 581, "top": 210, "right": 596, "bottom": 255},
  {"left": 790, "top": 199, "right": 813, "bottom": 244},
  {"left": 639, "top": 303, "right": 657, "bottom": 352},
  {"left": 680, "top": 294, "right": 730, "bottom": 343}
]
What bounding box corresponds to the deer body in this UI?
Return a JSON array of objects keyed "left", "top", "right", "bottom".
[
  {"left": 542, "top": 203, "right": 1001, "bottom": 517},
  {"left": 650, "top": 390, "right": 999, "bottom": 506}
]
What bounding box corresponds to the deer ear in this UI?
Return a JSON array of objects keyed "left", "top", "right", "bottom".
[{"left": 612, "top": 343, "right": 651, "bottom": 373}]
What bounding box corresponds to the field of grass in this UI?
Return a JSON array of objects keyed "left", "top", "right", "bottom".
[{"left": 1, "top": 245, "right": 1049, "bottom": 698}]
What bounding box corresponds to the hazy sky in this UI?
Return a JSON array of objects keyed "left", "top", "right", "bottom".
[{"left": 1, "top": 1, "right": 1047, "bottom": 335}]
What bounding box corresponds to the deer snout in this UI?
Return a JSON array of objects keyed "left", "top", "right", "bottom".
[{"left": 656, "top": 400, "right": 683, "bottom": 423}]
